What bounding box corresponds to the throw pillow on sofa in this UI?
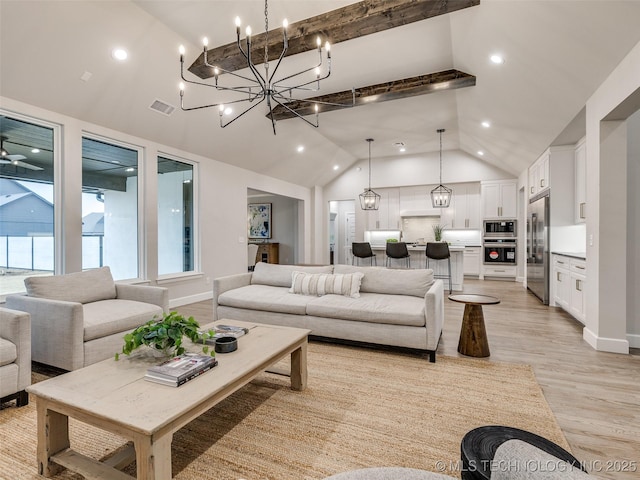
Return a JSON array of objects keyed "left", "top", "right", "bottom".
[{"left": 290, "top": 271, "right": 364, "bottom": 298}]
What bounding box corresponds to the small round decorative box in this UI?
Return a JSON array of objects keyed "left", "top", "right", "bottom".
[{"left": 214, "top": 336, "right": 238, "bottom": 353}]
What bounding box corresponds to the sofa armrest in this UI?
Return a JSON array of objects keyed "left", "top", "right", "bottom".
[
  {"left": 424, "top": 279, "right": 444, "bottom": 352},
  {"left": 115, "top": 283, "right": 169, "bottom": 313},
  {"left": 5, "top": 294, "right": 84, "bottom": 371},
  {"left": 0, "top": 307, "right": 31, "bottom": 391},
  {"left": 212, "top": 273, "right": 252, "bottom": 320}
]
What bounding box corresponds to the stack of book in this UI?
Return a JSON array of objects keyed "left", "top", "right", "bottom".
[
  {"left": 144, "top": 353, "right": 218, "bottom": 387},
  {"left": 201, "top": 324, "right": 250, "bottom": 343}
]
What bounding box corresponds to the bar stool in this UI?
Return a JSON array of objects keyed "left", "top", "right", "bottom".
[
  {"left": 386, "top": 242, "right": 411, "bottom": 268},
  {"left": 426, "top": 242, "right": 451, "bottom": 293},
  {"left": 351, "top": 242, "right": 377, "bottom": 266}
]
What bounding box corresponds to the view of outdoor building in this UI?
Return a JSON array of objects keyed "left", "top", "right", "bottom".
[{"left": 81, "top": 136, "right": 139, "bottom": 280}]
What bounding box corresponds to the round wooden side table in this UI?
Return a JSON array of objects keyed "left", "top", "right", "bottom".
[{"left": 448, "top": 294, "right": 500, "bottom": 358}]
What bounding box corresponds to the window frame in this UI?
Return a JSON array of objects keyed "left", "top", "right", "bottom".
[
  {"left": 156, "top": 152, "right": 200, "bottom": 281},
  {"left": 81, "top": 131, "right": 145, "bottom": 282}
]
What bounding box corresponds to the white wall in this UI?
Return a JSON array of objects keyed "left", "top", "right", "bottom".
[
  {"left": 0, "top": 96, "right": 312, "bottom": 306},
  {"left": 584, "top": 37, "right": 640, "bottom": 353}
]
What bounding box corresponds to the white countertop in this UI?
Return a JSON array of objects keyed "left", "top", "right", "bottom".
[{"left": 370, "top": 245, "right": 465, "bottom": 252}]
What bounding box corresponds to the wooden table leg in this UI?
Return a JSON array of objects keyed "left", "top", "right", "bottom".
[
  {"left": 290, "top": 340, "right": 308, "bottom": 391},
  {"left": 36, "top": 400, "right": 69, "bottom": 477},
  {"left": 457, "top": 304, "right": 490, "bottom": 358},
  {"left": 135, "top": 433, "right": 173, "bottom": 480}
]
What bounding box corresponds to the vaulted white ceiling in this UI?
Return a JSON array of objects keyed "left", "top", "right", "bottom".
[{"left": 2, "top": 1, "right": 640, "bottom": 188}]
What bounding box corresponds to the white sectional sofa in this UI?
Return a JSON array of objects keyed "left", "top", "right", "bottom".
[{"left": 213, "top": 262, "right": 444, "bottom": 362}]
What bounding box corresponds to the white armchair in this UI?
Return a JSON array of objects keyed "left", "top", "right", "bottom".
[
  {"left": 6, "top": 266, "right": 168, "bottom": 371},
  {"left": 0, "top": 307, "right": 31, "bottom": 407}
]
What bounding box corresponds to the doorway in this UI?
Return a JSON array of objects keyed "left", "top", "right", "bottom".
[{"left": 329, "top": 200, "right": 355, "bottom": 265}]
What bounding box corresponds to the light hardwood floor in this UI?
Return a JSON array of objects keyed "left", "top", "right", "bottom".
[{"left": 180, "top": 278, "right": 640, "bottom": 479}]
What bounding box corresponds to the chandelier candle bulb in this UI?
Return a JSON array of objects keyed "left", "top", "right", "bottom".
[
  {"left": 179, "top": 45, "right": 185, "bottom": 61},
  {"left": 325, "top": 42, "right": 331, "bottom": 58},
  {"left": 235, "top": 16, "right": 241, "bottom": 37},
  {"left": 202, "top": 37, "right": 208, "bottom": 48}
]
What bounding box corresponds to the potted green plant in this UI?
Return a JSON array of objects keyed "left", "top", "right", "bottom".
[
  {"left": 432, "top": 224, "right": 446, "bottom": 242},
  {"left": 115, "top": 311, "right": 215, "bottom": 360}
]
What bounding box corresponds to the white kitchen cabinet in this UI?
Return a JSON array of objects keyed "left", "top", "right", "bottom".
[
  {"left": 481, "top": 180, "right": 517, "bottom": 219},
  {"left": 528, "top": 152, "right": 550, "bottom": 198},
  {"left": 574, "top": 137, "right": 586, "bottom": 223},
  {"left": 482, "top": 265, "right": 516, "bottom": 278},
  {"left": 368, "top": 188, "right": 400, "bottom": 230},
  {"left": 551, "top": 254, "right": 586, "bottom": 324},
  {"left": 569, "top": 259, "right": 586, "bottom": 323},
  {"left": 463, "top": 246, "right": 481, "bottom": 276},
  {"left": 552, "top": 255, "right": 570, "bottom": 309},
  {"left": 448, "top": 183, "right": 481, "bottom": 229}
]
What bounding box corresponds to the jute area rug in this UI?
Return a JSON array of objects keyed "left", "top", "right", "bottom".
[{"left": 0, "top": 342, "right": 568, "bottom": 480}]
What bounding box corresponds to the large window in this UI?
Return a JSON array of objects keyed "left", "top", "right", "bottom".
[
  {"left": 82, "top": 136, "right": 139, "bottom": 280},
  {"left": 157, "top": 156, "right": 194, "bottom": 275},
  {"left": 0, "top": 114, "right": 55, "bottom": 296}
]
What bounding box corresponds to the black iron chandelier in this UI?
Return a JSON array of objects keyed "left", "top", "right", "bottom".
[
  {"left": 430, "top": 128, "right": 452, "bottom": 208},
  {"left": 178, "top": 0, "right": 342, "bottom": 134},
  {"left": 360, "top": 138, "right": 380, "bottom": 211}
]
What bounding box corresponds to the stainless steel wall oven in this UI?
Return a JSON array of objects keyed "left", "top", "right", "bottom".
[{"left": 483, "top": 238, "right": 517, "bottom": 265}]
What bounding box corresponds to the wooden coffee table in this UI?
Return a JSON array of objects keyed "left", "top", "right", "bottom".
[
  {"left": 26, "top": 320, "right": 310, "bottom": 480},
  {"left": 448, "top": 294, "right": 500, "bottom": 358}
]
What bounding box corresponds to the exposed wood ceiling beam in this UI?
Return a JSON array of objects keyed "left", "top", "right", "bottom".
[
  {"left": 189, "top": 0, "right": 480, "bottom": 79},
  {"left": 269, "top": 69, "right": 475, "bottom": 120}
]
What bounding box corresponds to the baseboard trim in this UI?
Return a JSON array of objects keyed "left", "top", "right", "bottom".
[
  {"left": 169, "top": 291, "right": 213, "bottom": 309},
  {"left": 627, "top": 333, "right": 640, "bottom": 349},
  {"left": 583, "top": 327, "right": 630, "bottom": 353}
]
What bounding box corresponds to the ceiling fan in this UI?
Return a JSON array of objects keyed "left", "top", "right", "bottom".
[{"left": 0, "top": 136, "right": 44, "bottom": 171}]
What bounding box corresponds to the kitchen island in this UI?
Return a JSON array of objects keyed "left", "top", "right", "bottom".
[{"left": 366, "top": 244, "right": 465, "bottom": 291}]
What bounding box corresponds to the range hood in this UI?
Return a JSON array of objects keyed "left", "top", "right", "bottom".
[{"left": 400, "top": 209, "right": 443, "bottom": 217}]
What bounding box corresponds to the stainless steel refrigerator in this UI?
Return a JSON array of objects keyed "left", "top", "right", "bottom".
[{"left": 527, "top": 193, "right": 550, "bottom": 304}]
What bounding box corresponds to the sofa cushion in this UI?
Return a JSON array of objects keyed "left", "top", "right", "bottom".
[
  {"left": 83, "top": 299, "right": 164, "bottom": 341},
  {"left": 251, "top": 262, "right": 333, "bottom": 288},
  {"left": 306, "top": 292, "right": 426, "bottom": 327},
  {"left": 0, "top": 337, "right": 17, "bottom": 367},
  {"left": 25, "top": 266, "right": 117, "bottom": 304},
  {"left": 290, "top": 271, "right": 364, "bottom": 298},
  {"left": 218, "top": 284, "right": 316, "bottom": 315},
  {"left": 333, "top": 265, "right": 434, "bottom": 298}
]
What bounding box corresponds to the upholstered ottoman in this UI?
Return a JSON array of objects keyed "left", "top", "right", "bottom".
[
  {"left": 323, "top": 467, "right": 455, "bottom": 480},
  {"left": 461, "top": 426, "right": 587, "bottom": 480}
]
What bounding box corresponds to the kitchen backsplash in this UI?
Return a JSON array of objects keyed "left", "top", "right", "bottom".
[{"left": 401, "top": 216, "right": 441, "bottom": 243}]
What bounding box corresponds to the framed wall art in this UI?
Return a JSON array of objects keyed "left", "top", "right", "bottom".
[{"left": 248, "top": 203, "right": 272, "bottom": 239}]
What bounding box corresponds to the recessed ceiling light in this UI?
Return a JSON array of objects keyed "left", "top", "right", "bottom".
[
  {"left": 297, "top": 145, "right": 305, "bottom": 153},
  {"left": 481, "top": 121, "right": 491, "bottom": 128},
  {"left": 31, "top": 148, "right": 40, "bottom": 153},
  {"left": 333, "top": 165, "right": 339, "bottom": 171},
  {"left": 399, "top": 147, "right": 406, "bottom": 153},
  {"left": 125, "top": 167, "right": 135, "bottom": 172},
  {"left": 490, "top": 54, "right": 504, "bottom": 64},
  {"left": 477, "top": 151, "right": 485, "bottom": 156},
  {"left": 112, "top": 48, "right": 128, "bottom": 61}
]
